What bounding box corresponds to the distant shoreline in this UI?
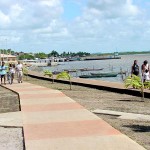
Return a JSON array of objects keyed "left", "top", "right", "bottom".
[
  {"left": 96, "top": 51, "right": 150, "bottom": 56},
  {"left": 120, "top": 52, "right": 150, "bottom": 55}
]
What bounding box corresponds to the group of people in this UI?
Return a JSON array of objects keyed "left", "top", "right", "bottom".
[
  {"left": 131, "top": 60, "right": 150, "bottom": 82},
  {"left": 0, "top": 61, "right": 23, "bottom": 85}
]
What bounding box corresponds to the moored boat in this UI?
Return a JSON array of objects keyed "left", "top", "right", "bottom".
[
  {"left": 64, "top": 68, "right": 104, "bottom": 73},
  {"left": 79, "top": 68, "right": 104, "bottom": 71},
  {"left": 79, "top": 72, "right": 118, "bottom": 78},
  {"left": 90, "top": 72, "right": 118, "bottom": 76}
]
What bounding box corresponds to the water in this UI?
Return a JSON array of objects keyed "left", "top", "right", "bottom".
[{"left": 42, "top": 54, "right": 150, "bottom": 83}]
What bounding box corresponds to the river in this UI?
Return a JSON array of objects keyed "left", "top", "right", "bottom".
[{"left": 43, "top": 54, "right": 150, "bottom": 83}]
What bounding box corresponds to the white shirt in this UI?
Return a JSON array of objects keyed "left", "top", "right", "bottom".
[
  {"left": 145, "top": 64, "right": 149, "bottom": 70},
  {"left": 16, "top": 64, "right": 23, "bottom": 71},
  {"left": 143, "top": 72, "right": 150, "bottom": 81},
  {"left": 10, "top": 67, "right": 15, "bottom": 74}
]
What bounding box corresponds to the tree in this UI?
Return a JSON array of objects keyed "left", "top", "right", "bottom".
[
  {"left": 61, "top": 51, "right": 67, "bottom": 57},
  {"left": 48, "top": 50, "right": 59, "bottom": 57},
  {"left": 35, "top": 52, "right": 47, "bottom": 59},
  {"left": 7, "top": 49, "right": 11, "bottom": 55},
  {"left": 60, "top": 51, "right": 91, "bottom": 57},
  {"left": 11, "top": 50, "right": 15, "bottom": 55},
  {"left": 43, "top": 70, "right": 54, "bottom": 83},
  {"left": 57, "top": 71, "right": 72, "bottom": 90},
  {"left": 18, "top": 54, "right": 35, "bottom": 60}
]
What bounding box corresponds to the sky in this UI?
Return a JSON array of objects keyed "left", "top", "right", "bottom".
[{"left": 0, "top": 0, "right": 150, "bottom": 53}]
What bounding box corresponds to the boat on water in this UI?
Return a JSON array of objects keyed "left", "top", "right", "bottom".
[
  {"left": 52, "top": 71, "right": 61, "bottom": 75},
  {"left": 90, "top": 72, "right": 118, "bottom": 76},
  {"left": 64, "top": 69, "right": 77, "bottom": 73},
  {"left": 79, "top": 72, "right": 118, "bottom": 78},
  {"left": 64, "top": 68, "right": 104, "bottom": 73},
  {"left": 91, "top": 71, "right": 127, "bottom": 75},
  {"left": 79, "top": 68, "right": 104, "bottom": 71}
]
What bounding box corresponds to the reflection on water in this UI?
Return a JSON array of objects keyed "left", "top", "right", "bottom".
[{"left": 43, "top": 54, "right": 150, "bottom": 83}]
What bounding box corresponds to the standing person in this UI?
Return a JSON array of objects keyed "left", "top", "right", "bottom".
[
  {"left": 141, "top": 60, "right": 150, "bottom": 82},
  {"left": 7, "top": 63, "right": 12, "bottom": 84},
  {"left": 16, "top": 61, "right": 23, "bottom": 83},
  {"left": 8, "top": 63, "right": 15, "bottom": 84},
  {"left": 131, "top": 60, "right": 139, "bottom": 76},
  {"left": 0, "top": 62, "right": 7, "bottom": 85}
]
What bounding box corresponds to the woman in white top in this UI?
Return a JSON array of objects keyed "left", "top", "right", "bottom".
[
  {"left": 8, "top": 63, "right": 16, "bottom": 84},
  {"left": 10, "top": 64, "right": 16, "bottom": 84},
  {"left": 141, "top": 60, "right": 150, "bottom": 82}
]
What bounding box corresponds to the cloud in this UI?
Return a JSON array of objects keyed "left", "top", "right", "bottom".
[
  {"left": 0, "top": 11, "right": 10, "bottom": 27},
  {"left": 87, "top": 0, "right": 140, "bottom": 18},
  {"left": 0, "top": 0, "right": 63, "bottom": 29},
  {"left": 0, "top": 0, "right": 149, "bottom": 52},
  {"left": 0, "top": 0, "right": 67, "bottom": 48},
  {"left": 69, "top": 0, "right": 143, "bottom": 42}
]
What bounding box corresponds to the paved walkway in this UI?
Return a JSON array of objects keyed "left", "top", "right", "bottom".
[{"left": 3, "top": 81, "right": 146, "bottom": 150}]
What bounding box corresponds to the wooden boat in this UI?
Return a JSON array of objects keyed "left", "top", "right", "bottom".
[
  {"left": 91, "top": 71, "right": 126, "bottom": 75},
  {"left": 90, "top": 72, "right": 118, "bottom": 76},
  {"left": 79, "top": 68, "right": 104, "bottom": 71},
  {"left": 117, "top": 71, "right": 127, "bottom": 75},
  {"left": 64, "top": 68, "right": 104, "bottom": 73},
  {"left": 79, "top": 72, "right": 118, "bottom": 78},
  {"left": 64, "top": 69, "right": 77, "bottom": 73},
  {"left": 52, "top": 71, "right": 61, "bottom": 75}
]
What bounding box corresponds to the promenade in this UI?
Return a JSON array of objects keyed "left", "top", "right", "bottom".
[{"left": 3, "top": 80, "right": 146, "bottom": 150}]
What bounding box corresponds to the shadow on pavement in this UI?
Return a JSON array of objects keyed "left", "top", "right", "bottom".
[
  {"left": 123, "top": 125, "right": 150, "bottom": 132},
  {"left": 115, "top": 99, "right": 143, "bottom": 102}
]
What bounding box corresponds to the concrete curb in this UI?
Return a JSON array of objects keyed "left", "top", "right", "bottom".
[{"left": 27, "top": 72, "right": 150, "bottom": 98}]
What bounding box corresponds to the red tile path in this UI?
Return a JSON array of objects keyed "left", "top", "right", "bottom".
[
  {"left": 4, "top": 81, "right": 146, "bottom": 150},
  {"left": 21, "top": 103, "right": 84, "bottom": 112}
]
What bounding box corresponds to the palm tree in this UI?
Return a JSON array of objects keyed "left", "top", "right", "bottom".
[
  {"left": 57, "top": 71, "right": 72, "bottom": 90},
  {"left": 124, "top": 75, "right": 144, "bottom": 101},
  {"left": 43, "top": 70, "right": 54, "bottom": 83}
]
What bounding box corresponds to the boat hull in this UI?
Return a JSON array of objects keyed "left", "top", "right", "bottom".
[{"left": 79, "top": 73, "right": 118, "bottom": 78}]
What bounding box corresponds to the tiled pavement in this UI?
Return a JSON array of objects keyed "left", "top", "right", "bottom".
[{"left": 4, "top": 81, "right": 146, "bottom": 150}]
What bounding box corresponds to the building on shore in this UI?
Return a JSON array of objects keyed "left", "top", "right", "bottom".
[
  {"left": 0, "top": 54, "right": 17, "bottom": 63},
  {"left": 21, "top": 58, "right": 58, "bottom": 67}
]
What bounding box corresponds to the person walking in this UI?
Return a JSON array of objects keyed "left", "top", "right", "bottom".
[
  {"left": 131, "top": 60, "right": 139, "bottom": 76},
  {"left": 16, "top": 61, "right": 23, "bottom": 83},
  {"left": 0, "top": 62, "right": 7, "bottom": 85},
  {"left": 141, "top": 60, "right": 150, "bottom": 82},
  {"left": 8, "top": 63, "right": 15, "bottom": 84}
]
